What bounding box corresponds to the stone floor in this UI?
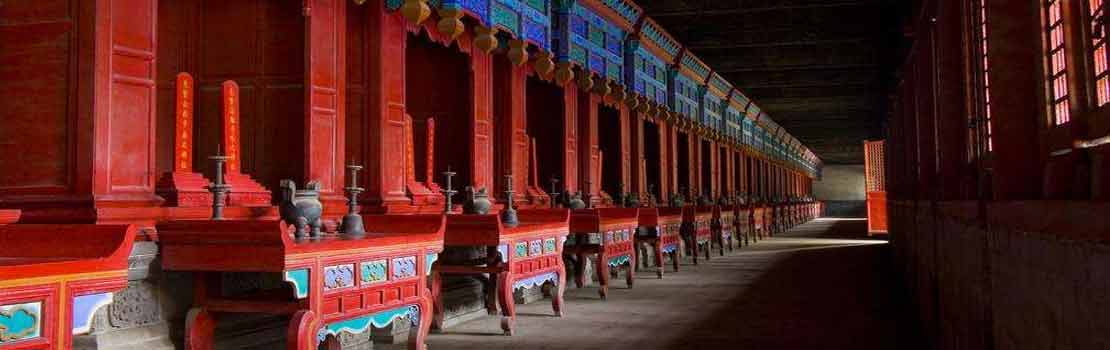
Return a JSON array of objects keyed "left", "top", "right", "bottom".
[{"left": 386, "top": 218, "right": 923, "bottom": 350}]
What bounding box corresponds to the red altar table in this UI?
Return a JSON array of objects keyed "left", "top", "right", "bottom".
[
  {"left": 736, "top": 206, "right": 753, "bottom": 245},
  {"left": 683, "top": 206, "right": 714, "bottom": 264},
  {"left": 430, "top": 209, "right": 570, "bottom": 335},
  {"left": 752, "top": 206, "right": 767, "bottom": 239},
  {"left": 0, "top": 220, "right": 136, "bottom": 350},
  {"left": 775, "top": 204, "right": 789, "bottom": 233},
  {"left": 157, "top": 215, "right": 445, "bottom": 350},
  {"left": 634, "top": 208, "right": 683, "bottom": 278},
  {"left": 567, "top": 208, "right": 640, "bottom": 299},
  {"left": 712, "top": 205, "right": 737, "bottom": 256}
]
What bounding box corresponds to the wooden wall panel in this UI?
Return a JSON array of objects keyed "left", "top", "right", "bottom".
[
  {"left": 0, "top": 0, "right": 77, "bottom": 194},
  {"left": 105, "top": 0, "right": 157, "bottom": 195},
  {"left": 306, "top": 0, "right": 346, "bottom": 198}
]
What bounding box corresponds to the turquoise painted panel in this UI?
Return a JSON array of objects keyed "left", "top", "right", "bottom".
[
  {"left": 0, "top": 302, "right": 41, "bottom": 343},
  {"left": 514, "top": 242, "right": 528, "bottom": 258},
  {"left": 544, "top": 238, "right": 557, "bottom": 253},
  {"left": 492, "top": 0, "right": 552, "bottom": 50},
  {"left": 361, "top": 260, "right": 388, "bottom": 284},
  {"left": 607, "top": 255, "right": 630, "bottom": 267},
  {"left": 321, "top": 305, "right": 419, "bottom": 339},
  {"left": 425, "top": 253, "right": 439, "bottom": 276},
  {"left": 284, "top": 269, "right": 310, "bottom": 299},
  {"left": 512, "top": 272, "right": 559, "bottom": 290},
  {"left": 554, "top": 1, "right": 627, "bottom": 84},
  {"left": 629, "top": 44, "right": 668, "bottom": 105}
]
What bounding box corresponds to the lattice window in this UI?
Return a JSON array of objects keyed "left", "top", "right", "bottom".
[
  {"left": 1091, "top": 0, "right": 1110, "bottom": 105},
  {"left": 973, "top": 0, "right": 994, "bottom": 151},
  {"left": 864, "top": 140, "right": 886, "bottom": 192},
  {"left": 1046, "top": 0, "right": 1071, "bottom": 125}
]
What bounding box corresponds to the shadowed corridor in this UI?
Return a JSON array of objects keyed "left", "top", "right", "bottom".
[{"left": 383, "top": 219, "right": 922, "bottom": 350}]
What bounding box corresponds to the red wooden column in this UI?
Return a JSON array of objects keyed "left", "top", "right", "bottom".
[
  {"left": 666, "top": 124, "right": 677, "bottom": 198},
  {"left": 563, "top": 84, "right": 580, "bottom": 194},
  {"left": 577, "top": 92, "right": 601, "bottom": 203},
  {"left": 305, "top": 0, "right": 348, "bottom": 209},
  {"left": 710, "top": 141, "right": 719, "bottom": 197},
  {"left": 738, "top": 151, "right": 747, "bottom": 199},
  {"left": 619, "top": 104, "right": 632, "bottom": 194},
  {"left": 689, "top": 133, "right": 700, "bottom": 197},
  {"left": 724, "top": 147, "right": 734, "bottom": 196},
  {"left": 659, "top": 121, "right": 672, "bottom": 201},
  {"left": 361, "top": 6, "right": 410, "bottom": 209},
  {"left": 500, "top": 65, "right": 529, "bottom": 203},
  {"left": 471, "top": 41, "right": 495, "bottom": 193},
  {"left": 630, "top": 113, "right": 645, "bottom": 197}
]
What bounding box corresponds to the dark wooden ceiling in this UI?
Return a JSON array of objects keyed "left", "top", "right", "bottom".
[{"left": 636, "top": 0, "right": 902, "bottom": 164}]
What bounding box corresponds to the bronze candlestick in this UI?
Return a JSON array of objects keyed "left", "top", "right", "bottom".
[
  {"left": 208, "top": 150, "right": 230, "bottom": 220},
  {"left": 501, "top": 174, "right": 519, "bottom": 227},
  {"left": 340, "top": 163, "right": 366, "bottom": 238},
  {"left": 440, "top": 168, "right": 457, "bottom": 214}
]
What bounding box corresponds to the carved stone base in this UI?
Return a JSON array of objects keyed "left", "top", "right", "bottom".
[
  {"left": 224, "top": 172, "right": 272, "bottom": 206},
  {"left": 73, "top": 280, "right": 172, "bottom": 350},
  {"left": 156, "top": 172, "right": 212, "bottom": 207},
  {"left": 513, "top": 283, "right": 548, "bottom": 305},
  {"left": 72, "top": 323, "right": 175, "bottom": 350}
]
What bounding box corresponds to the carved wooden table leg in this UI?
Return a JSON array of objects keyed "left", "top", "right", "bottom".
[
  {"left": 430, "top": 263, "right": 446, "bottom": 331},
  {"left": 671, "top": 249, "right": 680, "bottom": 272},
  {"left": 717, "top": 229, "right": 726, "bottom": 256},
  {"left": 704, "top": 240, "right": 711, "bottom": 261},
  {"left": 653, "top": 239, "right": 664, "bottom": 279},
  {"left": 287, "top": 310, "right": 318, "bottom": 350},
  {"left": 486, "top": 247, "right": 502, "bottom": 315},
  {"left": 573, "top": 247, "right": 587, "bottom": 289},
  {"left": 690, "top": 233, "right": 700, "bottom": 265},
  {"left": 552, "top": 259, "right": 567, "bottom": 317},
  {"left": 625, "top": 251, "right": 635, "bottom": 288},
  {"left": 409, "top": 293, "right": 433, "bottom": 350},
  {"left": 185, "top": 307, "right": 215, "bottom": 350},
  {"left": 597, "top": 247, "right": 610, "bottom": 299},
  {"left": 497, "top": 268, "right": 516, "bottom": 335}
]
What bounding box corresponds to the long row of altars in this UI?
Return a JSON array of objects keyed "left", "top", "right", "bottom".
[{"left": 0, "top": 0, "right": 823, "bottom": 350}]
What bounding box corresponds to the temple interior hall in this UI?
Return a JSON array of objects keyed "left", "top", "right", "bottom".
[{"left": 1, "top": 0, "right": 1106, "bottom": 350}]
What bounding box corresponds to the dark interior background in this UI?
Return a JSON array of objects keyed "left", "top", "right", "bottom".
[{"left": 637, "top": 0, "right": 912, "bottom": 166}]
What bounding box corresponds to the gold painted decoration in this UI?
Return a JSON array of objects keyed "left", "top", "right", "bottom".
[
  {"left": 611, "top": 83, "right": 626, "bottom": 102},
  {"left": 593, "top": 78, "right": 611, "bottom": 96},
  {"left": 636, "top": 97, "right": 651, "bottom": 114},
  {"left": 475, "top": 26, "right": 498, "bottom": 54},
  {"left": 507, "top": 40, "right": 529, "bottom": 66},
  {"left": 352, "top": 0, "right": 366, "bottom": 5},
  {"left": 436, "top": 7, "right": 465, "bottom": 41},
  {"left": 576, "top": 70, "right": 594, "bottom": 91},
  {"left": 401, "top": 0, "right": 431, "bottom": 24},
  {"left": 625, "top": 93, "right": 639, "bottom": 110},
  {"left": 534, "top": 51, "right": 555, "bottom": 77},
  {"left": 555, "top": 62, "right": 575, "bottom": 85}
]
